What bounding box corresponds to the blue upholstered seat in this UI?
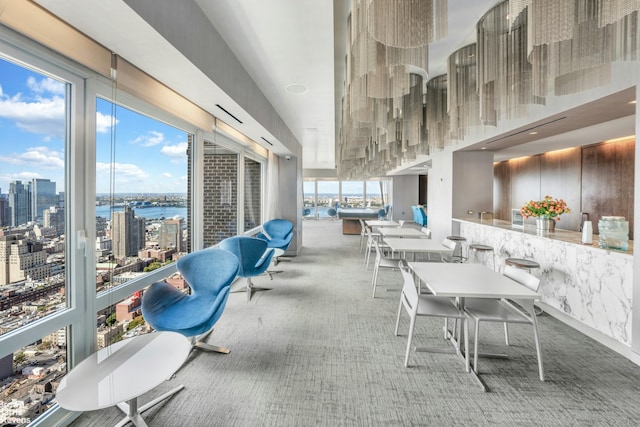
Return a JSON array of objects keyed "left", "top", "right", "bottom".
[
  {"left": 141, "top": 248, "right": 239, "bottom": 353},
  {"left": 256, "top": 219, "right": 294, "bottom": 251},
  {"left": 412, "top": 205, "right": 427, "bottom": 226},
  {"left": 219, "top": 236, "right": 275, "bottom": 301}
]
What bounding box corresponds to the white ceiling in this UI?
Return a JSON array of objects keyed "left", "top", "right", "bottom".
[{"left": 35, "top": 0, "right": 636, "bottom": 173}]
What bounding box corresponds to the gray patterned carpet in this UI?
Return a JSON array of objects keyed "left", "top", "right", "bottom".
[{"left": 71, "top": 220, "right": 640, "bottom": 426}]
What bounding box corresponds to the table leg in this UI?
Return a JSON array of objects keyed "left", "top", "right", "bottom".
[{"left": 114, "top": 384, "right": 184, "bottom": 427}]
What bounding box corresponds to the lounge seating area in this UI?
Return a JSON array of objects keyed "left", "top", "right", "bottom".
[{"left": 74, "top": 220, "right": 640, "bottom": 426}]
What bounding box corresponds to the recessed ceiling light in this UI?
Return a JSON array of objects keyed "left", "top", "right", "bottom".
[
  {"left": 481, "top": 146, "right": 487, "bottom": 150},
  {"left": 529, "top": 131, "right": 539, "bottom": 135},
  {"left": 629, "top": 100, "right": 637, "bottom": 104},
  {"left": 285, "top": 84, "right": 308, "bottom": 94}
]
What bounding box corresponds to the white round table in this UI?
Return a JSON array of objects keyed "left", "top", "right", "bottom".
[{"left": 56, "top": 331, "right": 191, "bottom": 427}]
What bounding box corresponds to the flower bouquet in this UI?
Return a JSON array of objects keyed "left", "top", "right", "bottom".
[{"left": 520, "top": 196, "right": 571, "bottom": 221}]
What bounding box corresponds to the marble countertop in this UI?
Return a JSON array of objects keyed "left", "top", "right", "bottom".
[{"left": 453, "top": 218, "right": 634, "bottom": 255}]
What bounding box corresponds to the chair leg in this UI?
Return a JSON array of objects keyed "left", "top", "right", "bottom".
[
  {"left": 531, "top": 313, "right": 545, "bottom": 381},
  {"left": 371, "top": 264, "right": 379, "bottom": 298},
  {"left": 194, "top": 342, "right": 231, "bottom": 354},
  {"left": 244, "top": 277, "right": 273, "bottom": 302},
  {"left": 394, "top": 300, "right": 404, "bottom": 336},
  {"left": 463, "top": 318, "right": 470, "bottom": 373},
  {"left": 192, "top": 330, "right": 230, "bottom": 354},
  {"left": 504, "top": 322, "right": 510, "bottom": 346},
  {"left": 473, "top": 319, "right": 480, "bottom": 374},
  {"left": 404, "top": 314, "right": 416, "bottom": 367}
]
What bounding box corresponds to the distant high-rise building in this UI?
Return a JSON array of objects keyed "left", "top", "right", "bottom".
[
  {"left": 112, "top": 207, "right": 145, "bottom": 259},
  {"left": 8, "top": 180, "right": 31, "bottom": 227},
  {"left": 0, "top": 197, "right": 6, "bottom": 227},
  {"left": 43, "top": 206, "right": 65, "bottom": 237},
  {"left": 159, "top": 218, "right": 184, "bottom": 251},
  {"left": 32, "top": 178, "right": 57, "bottom": 223}
]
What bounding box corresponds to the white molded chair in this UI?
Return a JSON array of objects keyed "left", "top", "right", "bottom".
[
  {"left": 358, "top": 219, "right": 367, "bottom": 253},
  {"left": 463, "top": 265, "right": 544, "bottom": 381},
  {"left": 371, "top": 239, "right": 400, "bottom": 297},
  {"left": 439, "top": 238, "right": 462, "bottom": 263},
  {"left": 394, "top": 261, "right": 469, "bottom": 369},
  {"left": 364, "top": 227, "right": 388, "bottom": 269},
  {"left": 420, "top": 227, "right": 432, "bottom": 238}
]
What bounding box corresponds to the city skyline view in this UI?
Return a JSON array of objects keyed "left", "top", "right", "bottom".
[{"left": 0, "top": 58, "right": 189, "bottom": 196}]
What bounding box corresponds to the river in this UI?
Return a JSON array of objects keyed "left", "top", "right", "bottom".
[{"left": 95, "top": 205, "right": 187, "bottom": 220}]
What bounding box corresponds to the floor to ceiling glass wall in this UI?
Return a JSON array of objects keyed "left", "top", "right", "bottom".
[
  {"left": 316, "top": 180, "right": 340, "bottom": 218},
  {"left": 303, "top": 179, "right": 392, "bottom": 219},
  {"left": 0, "top": 47, "right": 77, "bottom": 427},
  {"left": 94, "top": 98, "right": 190, "bottom": 349},
  {"left": 0, "top": 25, "right": 267, "bottom": 426},
  {"left": 303, "top": 179, "right": 316, "bottom": 219}
]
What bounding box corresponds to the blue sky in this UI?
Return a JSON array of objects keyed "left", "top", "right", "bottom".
[{"left": 0, "top": 57, "right": 188, "bottom": 196}]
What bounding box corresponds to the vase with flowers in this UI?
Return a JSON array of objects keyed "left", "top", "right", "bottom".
[{"left": 520, "top": 196, "right": 571, "bottom": 232}]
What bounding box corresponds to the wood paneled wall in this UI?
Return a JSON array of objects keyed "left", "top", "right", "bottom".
[
  {"left": 541, "top": 148, "right": 582, "bottom": 231},
  {"left": 582, "top": 139, "right": 635, "bottom": 234},
  {"left": 493, "top": 161, "right": 511, "bottom": 220},
  {"left": 493, "top": 139, "right": 635, "bottom": 235}
]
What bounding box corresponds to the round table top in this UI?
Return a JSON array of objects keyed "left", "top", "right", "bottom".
[
  {"left": 469, "top": 244, "right": 494, "bottom": 251},
  {"left": 505, "top": 258, "right": 541, "bottom": 269},
  {"left": 56, "top": 331, "right": 191, "bottom": 411},
  {"left": 446, "top": 235, "right": 467, "bottom": 241}
]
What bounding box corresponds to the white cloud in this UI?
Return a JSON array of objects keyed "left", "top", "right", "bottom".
[
  {"left": 160, "top": 142, "right": 188, "bottom": 158},
  {"left": 0, "top": 94, "right": 65, "bottom": 139},
  {"left": 96, "top": 111, "right": 118, "bottom": 133},
  {"left": 0, "top": 171, "right": 45, "bottom": 184},
  {"left": 27, "top": 76, "right": 66, "bottom": 96},
  {"left": 162, "top": 172, "right": 172, "bottom": 178},
  {"left": 97, "top": 162, "right": 148, "bottom": 181},
  {"left": 0, "top": 146, "right": 64, "bottom": 169},
  {"left": 133, "top": 130, "right": 165, "bottom": 147}
]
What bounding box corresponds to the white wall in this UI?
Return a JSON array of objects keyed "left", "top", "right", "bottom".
[
  {"left": 452, "top": 150, "right": 494, "bottom": 219},
  {"left": 391, "top": 176, "right": 419, "bottom": 222}
]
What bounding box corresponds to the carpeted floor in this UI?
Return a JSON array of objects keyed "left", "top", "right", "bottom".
[{"left": 71, "top": 220, "right": 640, "bottom": 426}]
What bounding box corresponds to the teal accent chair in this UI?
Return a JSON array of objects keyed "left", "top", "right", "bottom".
[
  {"left": 141, "top": 248, "right": 239, "bottom": 354},
  {"left": 256, "top": 219, "right": 294, "bottom": 251},
  {"left": 219, "top": 236, "right": 275, "bottom": 301},
  {"left": 257, "top": 219, "right": 294, "bottom": 265}
]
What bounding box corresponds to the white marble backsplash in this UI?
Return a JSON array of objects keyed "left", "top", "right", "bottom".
[{"left": 457, "top": 220, "right": 633, "bottom": 346}]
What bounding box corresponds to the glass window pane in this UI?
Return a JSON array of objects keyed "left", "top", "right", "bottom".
[
  {"left": 2, "top": 331, "right": 68, "bottom": 425},
  {"left": 303, "top": 180, "right": 316, "bottom": 218},
  {"left": 341, "top": 181, "right": 364, "bottom": 208},
  {"left": 316, "top": 180, "right": 339, "bottom": 218},
  {"left": 0, "top": 57, "right": 68, "bottom": 336},
  {"left": 95, "top": 98, "right": 188, "bottom": 294},
  {"left": 244, "top": 157, "right": 261, "bottom": 232}
]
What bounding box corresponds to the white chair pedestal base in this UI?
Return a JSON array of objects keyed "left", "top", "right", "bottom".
[{"left": 231, "top": 277, "right": 272, "bottom": 301}]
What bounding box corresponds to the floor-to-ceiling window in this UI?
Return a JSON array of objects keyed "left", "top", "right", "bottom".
[
  {"left": 341, "top": 181, "right": 365, "bottom": 208},
  {"left": 0, "top": 27, "right": 267, "bottom": 426},
  {"left": 365, "top": 180, "right": 390, "bottom": 211},
  {"left": 316, "top": 180, "right": 340, "bottom": 218},
  {"left": 94, "top": 98, "right": 190, "bottom": 347},
  {"left": 0, "top": 46, "right": 80, "bottom": 427},
  {"left": 303, "top": 179, "right": 316, "bottom": 218},
  {"left": 303, "top": 179, "right": 392, "bottom": 219}
]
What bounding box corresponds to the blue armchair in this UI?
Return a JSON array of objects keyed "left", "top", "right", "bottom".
[
  {"left": 256, "top": 219, "right": 294, "bottom": 265},
  {"left": 256, "top": 219, "right": 294, "bottom": 251},
  {"left": 412, "top": 205, "right": 427, "bottom": 227},
  {"left": 219, "top": 236, "right": 275, "bottom": 301},
  {"left": 141, "top": 248, "right": 239, "bottom": 353}
]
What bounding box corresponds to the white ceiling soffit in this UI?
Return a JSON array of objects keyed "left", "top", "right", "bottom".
[{"left": 34, "top": 0, "right": 297, "bottom": 157}]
